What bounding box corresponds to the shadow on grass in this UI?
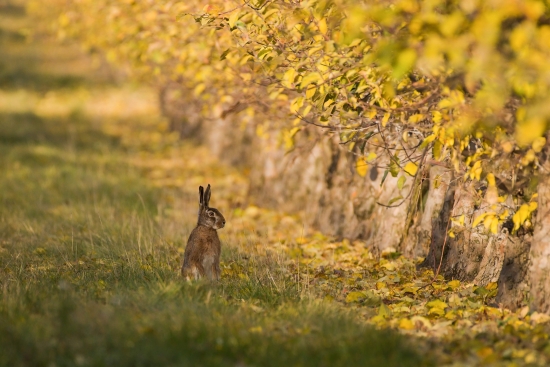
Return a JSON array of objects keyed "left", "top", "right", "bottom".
[
  {"left": 0, "top": 3, "right": 25, "bottom": 17},
  {"left": 0, "top": 281, "right": 431, "bottom": 367},
  {"left": 0, "top": 111, "right": 121, "bottom": 148},
  {"left": 0, "top": 67, "right": 89, "bottom": 91},
  {"left": 0, "top": 27, "right": 26, "bottom": 42}
]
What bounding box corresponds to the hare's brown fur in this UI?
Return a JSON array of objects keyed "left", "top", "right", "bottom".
[{"left": 181, "top": 184, "right": 225, "bottom": 281}]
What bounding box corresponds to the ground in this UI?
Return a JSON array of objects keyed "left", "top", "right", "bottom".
[{"left": 1, "top": 2, "right": 550, "bottom": 367}]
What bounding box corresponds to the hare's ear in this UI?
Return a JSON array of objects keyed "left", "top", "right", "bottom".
[
  {"left": 204, "top": 184, "right": 211, "bottom": 207},
  {"left": 199, "top": 186, "right": 204, "bottom": 207}
]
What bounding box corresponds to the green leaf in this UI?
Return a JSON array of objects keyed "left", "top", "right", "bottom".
[
  {"left": 380, "top": 169, "right": 389, "bottom": 186},
  {"left": 397, "top": 176, "right": 406, "bottom": 190},
  {"left": 388, "top": 196, "right": 403, "bottom": 205}
]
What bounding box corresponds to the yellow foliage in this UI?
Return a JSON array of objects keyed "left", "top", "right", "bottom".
[
  {"left": 403, "top": 162, "right": 418, "bottom": 176},
  {"left": 398, "top": 318, "right": 415, "bottom": 330},
  {"left": 516, "top": 118, "right": 546, "bottom": 147},
  {"left": 345, "top": 291, "right": 366, "bottom": 303},
  {"left": 46, "top": 0, "right": 550, "bottom": 240},
  {"left": 356, "top": 157, "right": 368, "bottom": 177}
]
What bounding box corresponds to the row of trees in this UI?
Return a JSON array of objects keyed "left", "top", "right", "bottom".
[{"left": 43, "top": 0, "right": 550, "bottom": 312}]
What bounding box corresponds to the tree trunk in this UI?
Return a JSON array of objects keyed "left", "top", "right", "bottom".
[
  {"left": 402, "top": 166, "right": 452, "bottom": 258},
  {"left": 159, "top": 85, "right": 537, "bottom": 312},
  {"left": 530, "top": 172, "right": 550, "bottom": 313},
  {"left": 420, "top": 178, "right": 531, "bottom": 309},
  {"left": 496, "top": 234, "right": 531, "bottom": 309}
]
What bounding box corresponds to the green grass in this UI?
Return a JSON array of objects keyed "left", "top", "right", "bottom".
[{"left": 0, "top": 3, "right": 434, "bottom": 366}]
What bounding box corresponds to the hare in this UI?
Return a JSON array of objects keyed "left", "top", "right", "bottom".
[{"left": 181, "top": 184, "right": 226, "bottom": 281}]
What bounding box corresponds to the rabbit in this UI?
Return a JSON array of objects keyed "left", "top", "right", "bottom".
[{"left": 181, "top": 184, "right": 226, "bottom": 281}]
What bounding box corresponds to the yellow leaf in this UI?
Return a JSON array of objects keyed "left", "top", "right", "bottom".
[
  {"left": 512, "top": 211, "right": 521, "bottom": 231},
  {"left": 501, "top": 141, "right": 514, "bottom": 153},
  {"left": 486, "top": 173, "right": 496, "bottom": 187},
  {"left": 516, "top": 118, "right": 546, "bottom": 147},
  {"left": 469, "top": 161, "right": 482, "bottom": 181},
  {"left": 345, "top": 291, "right": 366, "bottom": 303},
  {"left": 483, "top": 214, "right": 494, "bottom": 230},
  {"left": 193, "top": 83, "right": 205, "bottom": 96},
  {"left": 366, "top": 152, "right": 377, "bottom": 162},
  {"left": 399, "top": 318, "right": 415, "bottom": 330},
  {"left": 445, "top": 310, "right": 457, "bottom": 320},
  {"left": 366, "top": 109, "right": 377, "bottom": 119},
  {"left": 472, "top": 212, "right": 489, "bottom": 228},
  {"left": 300, "top": 72, "right": 321, "bottom": 89},
  {"left": 426, "top": 299, "right": 448, "bottom": 310},
  {"left": 290, "top": 97, "right": 304, "bottom": 114},
  {"left": 282, "top": 68, "right": 296, "bottom": 89},
  {"left": 356, "top": 157, "right": 368, "bottom": 177},
  {"left": 476, "top": 347, "right": 493, "bottom": 359},
  {"left": 532, "top": 137, "right": 546, "bottom": 153},
  {"left": 513, "top": 204, "right": 531, "bottom": 231},
  {"left": 318, "top": 18, "right": 328, "bottom": 35},
  {"left": 408, "top": 113, "right": 424, "bottom": 123},
  {"left": 305, "top": 85, "right": 316, "bottom": 99},
  {"left": 518, "top": 204, "right": 530, "bottom": 223},
  {"left": 422, "top": 134, "right": 436, "bottom": 144},
  {"left": 448, "top": 280, "right": 461, "bottom": 289},
  {"left": 428, "top": 307, "right": 445, "bottom": 316},
  {"left": 378, "top": 303, "right": 391, "bottom": 318},
  {"left": 382, "top": 112, "right": 390, "bottom": 127},
  {"left": 403, "top": 162, "right": 418, "bottom": 176},
  {"left": 228, "top": 11, "right": 240, "bottom": 28},
  {"left": 402, "top": 286, "right": 418, "bottom": 294},
  {"left": 499, "top": 210, "right": 509, "bottom": 220}
]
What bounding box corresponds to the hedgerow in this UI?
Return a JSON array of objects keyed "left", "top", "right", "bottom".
[{"left": 47, "top": 0, "right": 550, "bottom": 234}]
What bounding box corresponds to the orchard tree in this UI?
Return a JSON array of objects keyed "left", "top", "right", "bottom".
[{"left": 46, "top": 0, "right": 550, "bottom": 312}]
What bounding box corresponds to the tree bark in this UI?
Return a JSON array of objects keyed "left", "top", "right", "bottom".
[
  {"left": 530, "top": 172, "right": 550, "bottom": 313},
  {"left": 496, "top": 234, "right": 531, "bottom": 309},
  {"left": 402, "top": 166, "right": 452, "bottom": 258}
]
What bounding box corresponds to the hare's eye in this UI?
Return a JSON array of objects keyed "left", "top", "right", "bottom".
[{"left": 208, "top": 211, "right": 215, "bottom": 217}]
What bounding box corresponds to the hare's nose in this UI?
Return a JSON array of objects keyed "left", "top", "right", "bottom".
[{"left": 222, "top": 221, "right": 226, "bottom": 225}]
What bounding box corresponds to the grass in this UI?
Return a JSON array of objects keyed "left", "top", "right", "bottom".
[{"left": 0, "top": 2, "right": 433, "bottom": 367}]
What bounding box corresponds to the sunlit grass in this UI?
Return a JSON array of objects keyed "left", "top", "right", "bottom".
[
  {"left": 0, "top": 112, "right": 427, "bottom": 366},
  {"left": 0, "top": 3, "right": 431, "bottom": 366}
]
